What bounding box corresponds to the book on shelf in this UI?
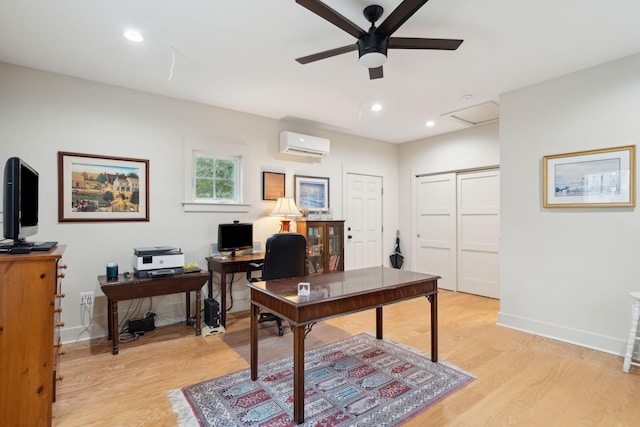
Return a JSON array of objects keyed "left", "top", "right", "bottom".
[{"left": 329, "top": 254, "right": 340, "bottom": 271}]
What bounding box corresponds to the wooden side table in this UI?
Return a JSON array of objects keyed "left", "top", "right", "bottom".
[{"left": 98, "top": 271, "right": 208, "bottom": 355}]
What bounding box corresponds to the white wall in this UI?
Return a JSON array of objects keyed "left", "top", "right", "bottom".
[
  {"left": 0, "top": 62, "right": 399, "bottom": 343},
  {"left": 499, "top": 53, "right": 640, "bottom": 355},
  {"left": 397, "top": 122, "right": 500, "bottom": 268}
]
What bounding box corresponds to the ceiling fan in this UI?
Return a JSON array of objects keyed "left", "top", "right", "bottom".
[{"left": 295, "top": 0, "right": 463, "bottom": 79}]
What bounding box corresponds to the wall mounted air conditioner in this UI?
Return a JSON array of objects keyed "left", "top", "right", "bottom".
[{"left": 279, "top": 131, "right": 330, "bottom": 158}]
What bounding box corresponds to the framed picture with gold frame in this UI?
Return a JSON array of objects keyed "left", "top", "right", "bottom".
[{"left": 543, "top": 145, "right": 635, "bottom": 208}]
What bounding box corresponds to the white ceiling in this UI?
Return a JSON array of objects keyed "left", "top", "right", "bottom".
[{"left": 1, "top": 0, "right": 640, "bottom": 143}]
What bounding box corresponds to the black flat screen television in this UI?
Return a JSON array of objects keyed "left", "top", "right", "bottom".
[
  {"left": 3, "top": 157, "right": 39, "bottom": 245},
  {"left": 217, "top": 222, "right": 253, "bottom": 257}
]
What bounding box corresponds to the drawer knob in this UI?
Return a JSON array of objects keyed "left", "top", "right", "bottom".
[
  {"left": 55, "top": 293, "right": 65, "bottom": 298},
  {"left": 59, "top": 264, "right": 68, "bottom": 270},
  {"left": 56, "top": 375, "right": 64, "bottom": 382},
  {"left": 56, "top": 322, "right": 65, "bottom": 328},
  {"left": 57, "top": 273, "right": 65, "bottom": 279}
]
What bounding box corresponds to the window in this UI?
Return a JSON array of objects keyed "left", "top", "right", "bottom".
[
  {"left": 182, "top": 138, "right": 250, "bottom": 213},
  {"left": 194, "top": 154, "right": 239, "bottom": 202}
]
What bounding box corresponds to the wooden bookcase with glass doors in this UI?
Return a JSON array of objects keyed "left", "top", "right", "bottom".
[{"left": 295, "top": 220, "right": 345, "bottom": 275}]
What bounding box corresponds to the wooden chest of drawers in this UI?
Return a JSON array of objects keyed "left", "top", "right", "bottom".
[{"left": 0, "top": 246, "right": 66, "bottom": 426}]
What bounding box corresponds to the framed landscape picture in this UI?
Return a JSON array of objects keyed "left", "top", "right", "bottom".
[
  {"left": 294, "top": 175, "right": 329, "bottom": 211},
  {"left": 58, "top": 151, "right": 150, "bottom": 222},
  {"left": 543, "top": 145, "right": 635, "bottom": 208}
]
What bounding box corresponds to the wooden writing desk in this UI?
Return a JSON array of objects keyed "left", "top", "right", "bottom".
[
  {"left": 98, "top": 271, "right": 209, "bottom": 355},
  {"left": 248, "top": 266, "right": 439, "bottom": 425},
  {"left": 206, "top": 253, "right": 264, "bottom": 328}
]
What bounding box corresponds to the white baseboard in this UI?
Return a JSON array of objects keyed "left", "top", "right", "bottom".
[{"left": 497, "top": 311, "right": 626, "bottom": 357}]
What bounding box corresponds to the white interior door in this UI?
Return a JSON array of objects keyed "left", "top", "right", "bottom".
[
  {"left": 414, "top": 173, "right": 457, "bottom": 291},
  {"left": 457, "top": 170, "right": 500, "bottom": 298},
  {"left": 345, "top": 173, "right": 382, "bottom": 271}
]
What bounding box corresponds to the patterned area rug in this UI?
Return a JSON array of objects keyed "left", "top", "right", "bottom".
[{"left": 169, "top": 333, "right": 473, "bottom": 426}]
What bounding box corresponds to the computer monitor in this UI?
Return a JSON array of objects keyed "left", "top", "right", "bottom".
[{"left": 217, "top": 222, "right": 253, "bottom": 257}]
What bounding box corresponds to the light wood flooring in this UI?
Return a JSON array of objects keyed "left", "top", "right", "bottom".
[{"left": 53, "top": 290, "right": 640, "bottom": 426}]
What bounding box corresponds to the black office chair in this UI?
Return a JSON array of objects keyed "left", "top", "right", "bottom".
[{"left": 246, "top": 232, "right": 307, "bottom": 336}]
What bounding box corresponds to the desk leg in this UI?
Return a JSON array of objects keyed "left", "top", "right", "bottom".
[
  {"left": 207, "top": 270, "right": 213, "bottom": 305},
  {"left": 186, "top": 291, "right": 191, "bottom": 323},
  {"left": 195, "top": 289, "right": 201, "bottom": 336},
  {"left": 220, "top": 273, "right": 227, "bottom": 328},
  {"left": 107, "top": 299, "right": 113, "bottom": 340},
  {"left": 376, "top": 306, "right": 383, "bottom": 339},
  {"left": 428, "top": 292, "right": 438, "bottom": 362},
  {"left": 293, "top": 324, "right": 305, "bottom": 425},
  {"left": 250, "top": 303, "right": 259, "bottom": 381},
  {"left": 109, "top": 299, "right": 119, "bottom": 355}
]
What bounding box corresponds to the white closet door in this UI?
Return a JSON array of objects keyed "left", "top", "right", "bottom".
[
  {"left": 414, "top": 173, "right": 457, "bottom": 291},
  {"left": 457, "top": 170, "right": 500, "bottom": 298}
]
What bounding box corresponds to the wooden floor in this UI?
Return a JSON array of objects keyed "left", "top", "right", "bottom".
[{"left": 53, "top": 290, "right": 640, "bottom": 426}]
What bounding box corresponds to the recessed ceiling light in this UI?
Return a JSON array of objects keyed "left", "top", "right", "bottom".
[
  {"left": 371, "top": 103, "right": 382, "bottom": 112},
  {"left": 124, "top": 30, "right": 144, "bottom": 42},
  {"left": 425, "top": 120, "right": 435, "bottom": 127}
]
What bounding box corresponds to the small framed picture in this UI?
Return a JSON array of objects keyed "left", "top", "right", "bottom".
[
  {"left": 262, "top": 171, "right": 285, "bottom": 201},
  {"left": 58, "top": 151, "right": 149, "bottom": 222},
  {"left": 297, "top": 282, "right": 310, "bottom": 296},
  {"left": 294, "top": 175, "right": 329, "bottom": 211}
]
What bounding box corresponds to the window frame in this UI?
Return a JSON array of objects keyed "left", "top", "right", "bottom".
[
  {"left": 182, "top": 138, "right": 250, "bottom": 213},
  {"left": 192, "top": 151, "right": 241, "bottom": 203}
]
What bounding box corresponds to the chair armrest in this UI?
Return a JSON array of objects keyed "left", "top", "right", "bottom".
[{"left": 246, "top": 262, "right": 264, "bottom": 282}]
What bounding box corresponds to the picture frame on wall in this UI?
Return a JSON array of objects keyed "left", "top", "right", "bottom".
[
  {"left": 58, "top": 151, "right": 150, "bottom": 222},
  {"left": 294, "top": 175, "right": 329, "bottom": 211},
  {"left": 262, "top": 171, "right": 285, "bottom": 201},
  {"left": 543, "top": 145, "right": 635, "bottom": 208}
]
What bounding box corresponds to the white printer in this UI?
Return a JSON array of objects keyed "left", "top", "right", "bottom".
[{"left": 133, "top": 246, "right": 184, "bottom": 277}]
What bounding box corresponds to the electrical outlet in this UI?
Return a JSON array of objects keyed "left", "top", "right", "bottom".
[{"left": 80, "top": 291, "right": 94, "bottom": 305}]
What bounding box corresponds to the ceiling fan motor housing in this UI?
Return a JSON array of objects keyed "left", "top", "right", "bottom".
[{"left": 358, "top": 32, "right": 389, "bottom": 60}]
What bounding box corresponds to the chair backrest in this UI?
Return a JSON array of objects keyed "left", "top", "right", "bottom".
[{"left": 262, "top": 233, "right": 307, "bottom": 280}]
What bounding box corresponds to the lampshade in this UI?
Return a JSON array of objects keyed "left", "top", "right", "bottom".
[
  {"left": 359, "top": 52, "right": 387, "bottom": 68},
  {"left": 270, "top": 197, "right": 302, "bottom": 217},
  {"left": 270, "top": 197, "right": 301, "bottom": 232}
]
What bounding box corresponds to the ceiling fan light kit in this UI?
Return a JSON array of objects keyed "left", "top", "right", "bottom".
[
  {"left": 358, "top": 31, "right": 388, "bottom": 68},
  {"left": 295, "top": 0, "right": 463, "bottom": 79}
]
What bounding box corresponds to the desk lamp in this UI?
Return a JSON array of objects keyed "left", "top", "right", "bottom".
[{"left": 270, "top": 197, "right": 301, "bottom": 232}]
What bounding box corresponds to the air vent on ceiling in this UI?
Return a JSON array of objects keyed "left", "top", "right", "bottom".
[{"left": 442, "top": 101, "right": 499, "bottom": 126}]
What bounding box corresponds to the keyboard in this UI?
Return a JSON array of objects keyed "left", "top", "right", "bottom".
[{"left": 31, "top": 241, "right": 58, "bottom": 251}]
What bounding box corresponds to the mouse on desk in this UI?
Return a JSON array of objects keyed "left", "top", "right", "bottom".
[{"left": 124, "top": 272, "right": 131, "bottom": 278}]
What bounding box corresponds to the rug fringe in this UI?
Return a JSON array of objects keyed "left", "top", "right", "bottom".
[{"left": 168, "top": 389, "right": 200, "bottom": 427}]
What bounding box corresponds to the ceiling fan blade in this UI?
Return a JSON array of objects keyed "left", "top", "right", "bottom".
[
  {"left": 296, "top": 0, "right": 366, "bottom": 39},
  {"left": 377, "top": 0, "right": 431, "bottom": 37},
  {"left": 388, "top": 37, "right": 463, "bottom": 50},
  {"left": 296, "top": 44, "right": 358, "bottom": 64},
  {"left": 369, "top": 67, "right": 384, "bottom": 80}
]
